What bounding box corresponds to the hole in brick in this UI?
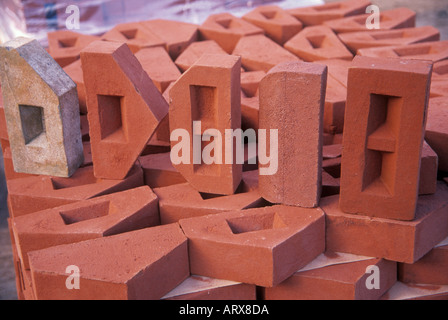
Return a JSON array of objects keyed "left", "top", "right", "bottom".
[
  {"left": 51, "top": 171, "right": 99, "bottom": 190},
  {"left": 226, "top": 212, "right": 287, "bottom": 235},
  {"left": 58, "top": 37, "right": 78, "bottom": 48},
  {"left": 307, "top": 35, "right": 327, "bottom": 49},
  {"left": 198, "top": 176, "right": 251, "bottom": 200},
  {"left": 97, "top": 95, "right": 127, "bottom": 143},
  {"left": 393, "top": 46, "right": 432, "bottom": 57},
  {"left": 370, "top": 30, "right": 405, "bottom": 40},
  {"left": 260, "top": 11, "right": 277, "bottom": 20},
  {"left": 19, "top": 105, "right": 46, "bottom": 146},
  {"left": 59, "top": 201, "right": 115, "bottom": 225},
  {"left": 216, "top": 18, "right": 240, "bottom": 30},
  {"left": 120, "top": 29, "right": 139, "bottom": 40},
  {"left": 314, "top": 3, "right": 341, "bottom": 11},
  {"left": 362, "top": 94, "right": 402, "bottom": 196}
]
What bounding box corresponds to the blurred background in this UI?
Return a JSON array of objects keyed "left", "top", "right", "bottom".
[{"left": 0, "top": 0, "right": 447, "bottom": 300}]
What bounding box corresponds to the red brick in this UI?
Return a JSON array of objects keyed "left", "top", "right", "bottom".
[
  {"left": 339, "top": 26, "right": 440, "bottom": 54},
  {"left": 241, "top": 70, "right": 265, "bottom": 97},
  {"left": 175, "top": 40, "right": 228, "bottom": 72},
  {"left": 199, "top": 13, "right": 264, "bottom": 54},
  {"left": 242, "top": 5, "right": 303, "bottom": 45},
  {"left": 11, "top": 186, "right": 159, "bottom": 270},
  {"left": 430, "top": 78, "right": 448, "bottom": 98},
  {"left": 419, "top": 142, "right": 438, "bottom": 196},
  {"left": 162, "top": 275, "right": 256, "bottom": 300},
  {"left": 6, "top": 164, "right": 143, "bottom": 218},
  {"left": 63, "top": 59, "right": 87, "bottom": 114},
  {"left": 340, "top": 56, "right": 432, "bottom": 221},
  {"left": 321, "top": 181, "right": 448, "bottom": 263},
  {"left": 153, "top": 171, "right": 264, "bottom": 224},
  {"left": 241, "top": 92, "right": 259, "bottom": 132},
  {"left": 284, "top": 25, "right": 353, "bottom": 61},
  {"left": 101, "top": 22, "right": 165, "bottom": 54},
  {"left": 141, "top": 135, "right": 171, "bottom": 156},
  {"left": 81, "top": 41, "right": 168, "bottom": 180},
  {"left": 324, "top": 8, "right": 416, "bottom": 33},
  {"left": 135, "top": 46, "right": 181, "bottom": 93},
  {"left": 259, "top": 61, "right": 327, "bottom": 208},
  {"left": 233, "top": 34, "right": 299, "bottom": 73},
  {"left": 179, "top": 205, "right": 325, "bottom": 287},
  {"left": 322, "top": 170, "right": 340, "bottom": 198},
  {"left": 381, "top": 282, "right": 448, "bottom": 300},
  {"left": 169, "top": 54, "right": 242, "bottom": 195},
  {"left": 28, "top": 224, "right": 189, "bottom": 300},
  {"left": 433, "top": 60, "right": 448, "bottom": 79},
  {"left": 264, "top": 252, "right": 396, "bottom": 300},
  {"left": 398, "top": 238, "right": 448, "bottom": 285},
  {"left": 288, "top": 0, "right": 371, "bottom": 26},
  {"left": 47, "top": 30, "right": 99, "bottom": 67},
  {"left": 358, "top": 40, "right": 448, "bottom": 62},
  {"left": 425, "top": 97, "right": 448, "bottom": 172},
  {"left": 142, "top": 19, "right": 199, "bottom": 60},
  {"left": 139, "top": 152, "right": 187, "bottom": 188}
]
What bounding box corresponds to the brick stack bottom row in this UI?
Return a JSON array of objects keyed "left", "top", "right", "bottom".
[{"left": 0, "top": 0, "right": 447, "bottom": 300}]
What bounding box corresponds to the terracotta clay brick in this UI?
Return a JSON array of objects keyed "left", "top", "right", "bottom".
[
  {"left": 142, "top": 19, "right": 199, "bottom": 60},
  {"left": 242, "top": 5, "right": 303, "bottom": 45},
  {"left": 259, "top": 61, "right": 327, "bottom": 208},
  {"left": 139, "top": 152, "right": 187, "bottom": 188},
  {"left": 169, "top": 54, "right": 242, "bottom": 195},
  {"left": 339, "top": 26, "right": 440, "bottom": 54},
  {"left": 28, "top": 224, "right": 189, "bottom": 300},
  {"left": 241, "top": 70, "right": 266, "bottom": 97},
  {"left": 63, "top": 59, "right": 87, "bottom": 114},
  {"left": 47, "top": 30, "right": 99, "bottom": 67},
  {"left": 154, "top": 171, "right": 265, "bottom": 224},
  {"left": 101, "top": 22, "right": 165, "bottom": 54},
  {"left": 321, "top": 181, "right": 448, "bottom": 264},
  {"left": 425, "top": 97, "right": 448, "bottom": 172},
  {"left": 284, "top": 25, "right": 353, "bottom": 62},
  {"left": 232, "top": 34, "right": 299, "bottom": 73},
  {"left": 6, "top": 164, "right": 143, "bottom": 218},
  {"left": 430, "top": 78, "right": 448, "bottom": 98},
  {"left": 433, "top": 60, "right": 448, "bottom": 79},
  {"left": 12, "top": 186, "right": 159, "bottom": 270},
  {"left": 324, "top": 8, "right": 416, "bottom": 34},
  {"left": 264, "top": 252, "right": 396, "bottom": 300},
  {"left": 179, "top": 205, "right": 325, "bottom": 287},
  {"left": 81, "top": 41, "right": 168, "bottom": 180},
  {"left": 288, "top": 0, "right": 371, "bottom": 26},
  {"left": 398, "top": 237, "right": 448, "bottom": 285},
  {"left": 175, "top": 40, "right": 228, "bottom": 73},
  {"left": 135, "top": 46, "right": 181, "bottom": 93},
  {"left": 419, "top": 142, "right": 438, "bottom": 196},
  {"left": 315, "top": 58, "right": 350, "bottom": 88},
  {"left": 340, "top": 56, "right": 432, "bottom": 221},
  {"left": 322, "top": 170, "right": 340, "bottom": 198},
  {"left": 0, "top": 37, "right": 84, "bottom": 178},
  {"left": 199, "top": 13, "right": 264, "bottom": 54},
  {"left": 162, "top": 275, "right": 256, "bottom": 300},
  {"left": 381, "top": 282, "right": 448, "bottom": 300},
  {"left": 357, "top": 40, "right": 448, "bottom": 62},
  {"left": 241, "top": 92, "right": 259, "bottom": 132},
  {"left": 141, "top": 135, "right": 171, "bottom": 156}
]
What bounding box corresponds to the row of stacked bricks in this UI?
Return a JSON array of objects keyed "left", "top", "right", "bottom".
[{"left": 0, "top": 0, "right": 447, "bottom": 300}]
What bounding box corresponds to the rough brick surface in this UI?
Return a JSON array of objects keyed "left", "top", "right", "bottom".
[{"left": 175, "top": 40, "right": 228, "bottom": 72}]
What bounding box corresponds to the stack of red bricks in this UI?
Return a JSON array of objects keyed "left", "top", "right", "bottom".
[{"left": 1, "top": 0, "right": 447, "bottom": 300}]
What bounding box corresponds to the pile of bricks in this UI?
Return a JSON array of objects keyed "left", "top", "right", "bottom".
[{"left": 0, "top": 0, "right": 447, "bottom": 300}]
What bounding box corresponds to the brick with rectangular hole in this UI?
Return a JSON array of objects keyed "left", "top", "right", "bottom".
[
  {"left": 101, "top": 22, "right": 165, "bottom": 53},
  {"left": 322, "top": 181, "right": 448, "bottom": 264},
  {"left": 175, "top": 40, "right": 228, "bottom": 73},
  {"left": 259, "top": 61, "right": 327, "bottom": 208},
  {"left": 179, "top": 205, "right": 325, "bottom": 287},
  {"left": 11, "top": 186, "right": 159, "bottom": 270},
  {"left": 199, "top": 13, "right": 264, "bottom": 54},
  {"left": 288, "top": 0, "right": 371, "bottom": 26},
  {"left": 233, "top": 34, "right": 300, "bottom": 73},
  {"left": 380, "top": 282, "right": 448, "bottom": 300},
  {"left": 324, "top": 7, "right": 416, "bottom": 33},
  {"left": 264, "top": 252, "right": 396, "bottom": 300},
  {"left": 81, "top": 41, "right": 168, "bottom": 180},
  {"left": 398, "top": 238, "right": 448, "bottom": 285},
  {"left": 6, "top": 164, "right": 143, "bottom": 218},
  {"left": 0, "top": 37, "right": 84, "bottom": 178},
  {"left": 162, "top": 275, "right": 256, "bottom": 300},
  {"left": 154, "top": 170, "right": 264, "bottom": 224},
  {"left": 425, "top": 97, "right": 448, "bottom": 172},
  {"left": 284, "top": 25, "right": 353, "bottom": 62},
  {"left": 47, "top": 30, "right": 99, "bottom": 67},
  {"left": 28, "top": 224, "right": 189, "bottom": 300},
  {"left": 134, "top": 46, "right": 181, "bottom": 93},
  {"left": 339, "top": 56, "right": 432, "bottom": 221},
  {"left": 242, "top": 5, "right": 303, "bottom": 45},
  {"left": 357, "top": 40, "right": 448, "bottom": 62},
  {"left": 339, "top": 26, "right": 440, "bottom": 54},
  {"left": 169, "top": 54, "right": 242, "bottom": 195}
]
